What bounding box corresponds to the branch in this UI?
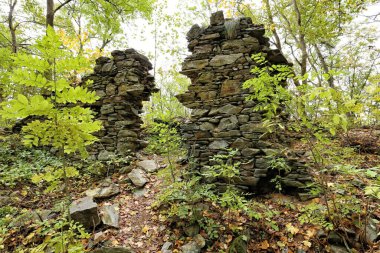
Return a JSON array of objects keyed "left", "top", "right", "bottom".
[{"left": 54, "top": 0, "right": 74, "bottom": 14}]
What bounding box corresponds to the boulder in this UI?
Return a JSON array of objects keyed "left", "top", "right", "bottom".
[
  {"left": 128, "top": 168, "right": 149, "bottom": 187},
  {"left": 85, "top": 181, "right": 120, "bottom": 199},
  {"left": 99, "top": 204, "right": 119, "bottom": 228},
  {"left": 69, "top": 196, "right": 100, "bottom": 229},
  {"left": 137, "top": 160, "right": 159, "bottom": 173}
]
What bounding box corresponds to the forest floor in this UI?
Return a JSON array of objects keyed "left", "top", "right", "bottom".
[{"left": 1, "top": 132, "right": 380, "bottom": 253}]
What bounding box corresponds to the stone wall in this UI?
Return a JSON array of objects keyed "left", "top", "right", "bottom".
[
  {"left": 83, "top": 49, "right": 157, "bottom": 160},
  {"left": 176, "top": 11, "right": 310, "bottom": 192}
]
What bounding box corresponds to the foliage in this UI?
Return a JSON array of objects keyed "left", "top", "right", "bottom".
[
  {"left": 244, "top": 52, "right": 380, "bottom": 249},
  {"left": 146, "top": 122, "right": 185, "bottom": 181},
  {"left": 0, "top": 135, "right": 62, "bottom": 187},
  {"left": 31, "top": 166, "right": 80, "bottom": 193},
  {"left": 0, "top": 27, "right": 102, "bottom": 158}
]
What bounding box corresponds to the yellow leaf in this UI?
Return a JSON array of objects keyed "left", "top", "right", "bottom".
[
  {"left": 142, "top": 225, "right": 150, "bottom": 233},
  {"left": 303, "top": 240, "right": 312, "bottom": 247},
  {"left": 259, "top": 240, "right": 270, "bottom": 249},
  {"left": 286, "top": 223, "right": 299, "bottom": 235}
]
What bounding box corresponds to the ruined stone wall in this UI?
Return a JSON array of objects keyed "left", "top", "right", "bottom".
[
  {"left": 176, "top": 12, "right": 310, "bottom": 192},
  {"left": 84, "top": 49, "right": 157, "bottom": 160}
]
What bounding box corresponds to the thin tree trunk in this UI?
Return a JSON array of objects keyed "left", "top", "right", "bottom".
[
  {"left": 8, "top": 0, "right": 18, "bottom": 53},
  {"left": 263, "top": 0, "right": 282, "bottom": 51},
  {"left": 314, "top": 44, "right": 334, "bottom": 88},
  {"left": 292, "top": 0, "right": 308, "bottom": 85},
  {"left": 46, "top": 0, "right": 55, "bottom": 28}
]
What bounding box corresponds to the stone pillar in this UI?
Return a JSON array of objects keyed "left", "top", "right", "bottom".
[
  {"left": 84, "top": 49, "right": 157, "bottom": 160},
  {"left": 176, "top": 12, "right": 310, "bottom": 192}
]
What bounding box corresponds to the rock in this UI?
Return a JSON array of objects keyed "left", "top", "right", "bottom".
[
  {"left": 133, "top": 188, "right": 148, "bottom": 198},
  {"left": 364, "top": 218, "right": 379, "bottom": 243},
  {"left": 218, "top": 104, "right": 242, "bottom": 115},
  {"left": 101, "top": 62, "right": 114, "bottom": 72},
  {"left": 200, "top": 122, "right": 215, "bottom": 131},
  {"left": 210, "top": 11, "right": 224, "bottom": 25},
  {"left": 128, "top": 168, "right": 149, "bottom": 187},
  {"left": 137, "top": 160, "right": 159, "bottom": 173},
  {"left": 99, "top": 204, "right": 119, "bottom": 228},
  {"left": 118, "top": 130, "right": 138, "bottom": 138},
  {"left": 100, "top": 104, "right": 114, "bottom": 115},
  {"left": 210, "top": 53, "right": 243, "bottom": 67},
  {"left": 93, "top": 231, "right": 108, "bottom": 245},
  {"left": 218, "top": 116, "right": 239, "bottom": 130},
  {"left": 181, "top": 242, "right": 200, "bottom": 253},
  {"left": 187, "top": 24, "right": 203, "bottom": 40},
  {"left": 184, "top": 224, "right": 200, "bottom": 237},
  {"left": 98, "top": 150, "right": 115, "bottom": 161},
  {"left": 209, "top": 140, "right": 229, "bottom": 150},
  {"left": 69, "top": 196, "right": 100, "bottom": 229},
  {"left": 329, "top": 245, "right": 350, "bottom": 253},
  {"left": 181, "top": 234, "right": 205, "bottom": 253},
  {"left": 182, "top": 59, "right": 209, "bottom": 70},
  {"left": 85, "top": 182, "right": 120, "bottom": 199},
  {"left": 92, "top": 247, "right": 134, "bottom": 253},
  {"left": 161, "top": 242, "right": 173, "bottom": 253},
  {"left": 221, "top": 80, "right": 241, "bottom": 97},
  {"left": 10, "top": 210, "right": 42, "bottom": 227},
  {"left": 228, "top": 235, "right": 249, "bottom": 253}
]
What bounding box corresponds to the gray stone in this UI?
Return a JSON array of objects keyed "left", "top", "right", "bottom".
[
  {"left": 218, "top": 104, "right": 242, "bottom": 115},
  {"left": 209, "top": 140, "right": 229, "bottom": 150},
  {"left": 218, "top": 116, "right": 238, "bottom": 130},
  {"left": 101, "top": 62, "right": 114, "bottom": 72},
  {"left": 364, "top": 218, "right": 379, "bottom": 243},
  {"left": 118, "top": 130, "right": 138, "bottom": 138},
  {"left": 98, "top": 150, "right": 115, "bottom": 161},
  {"left": 187, "top": 24, "right": 203, "bottom": 40},
  {"left": 181, "top": 234, "right": 205, "bottom": 253},
  {"left": 228, "top": 235, "right": 249, "bottom": 253},
  {"left": 241, "top": 148, "right": 261, "bottom": 157},
  {"left": 99, "top": 204, "right": 119, "bottom": 228},
  {"left": 69, "top": 196, "right": 100, "bottom": 229},
  {"left": 210, "top": 53, "right": 243, "bottom": 67},
  {"left": 184, "top": 224, "right": 200, "bottom": 237},
  {"left": 85, "top": 182, "right": 120, "bottom": 199},
  {"left": 133, "top": 188, "right": 148, "bottom": 198},
  {"left": 210, "top": 11, "right": 224, "bottom": 25},
  {"left": 200, "top": 33, "right": 220, "bottom": 40},
  {"left": 183, "top": 59, "right": 209, "bottom": 70},
  {"left": 161, "top": 242, "right": 173, "bottom": 253},
  {"left": 137, "top": 160, "right": 159, "bottom": 173},
  {"left": 100, "top": 104, "right": 114, "bottom": 115},
  {"left": 200, "top": 122, "right": 215, "bottom": 131},
  {"left": 128, "top": 168, "right": 149, "bottom": 187}
]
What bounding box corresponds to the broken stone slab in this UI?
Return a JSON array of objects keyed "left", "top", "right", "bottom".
[
  {"left": 69, "top": 196, "right": 100, "bottom": 229},
  {"left": 209, "top": 53, "right": 243, "bottom": 67},
  {"left": 137, "top": 160, "right": 159, "bottom": 173},
  {"left": 85, "top": 182, "right": 120, "bottom": 199},
  {"left": 99, "top": 204, "right": 119, "bottom": 228},
  {"left": 128, "top": 168, "right": 149, "bottom": 187}
]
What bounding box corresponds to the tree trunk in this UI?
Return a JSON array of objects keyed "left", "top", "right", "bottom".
[
  {"left": 46, "top": 0, "right": 55, "bottom": 28},
  {"left": 8, "top": 0, "right": 18, "bottom": 53},
  {"left": 292, "top": 0, "right": 308, "bottom": 85},
  {"left": 263, "top": 0, "right": 282, "bottom": 51}
]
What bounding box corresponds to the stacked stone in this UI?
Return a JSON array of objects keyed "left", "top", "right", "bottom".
[
  {"left": 84, "top": 49, "right": 157, "bottom": 160},
  {"left": 176, "top": 11, "right": 310, "bottom": 192}
]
